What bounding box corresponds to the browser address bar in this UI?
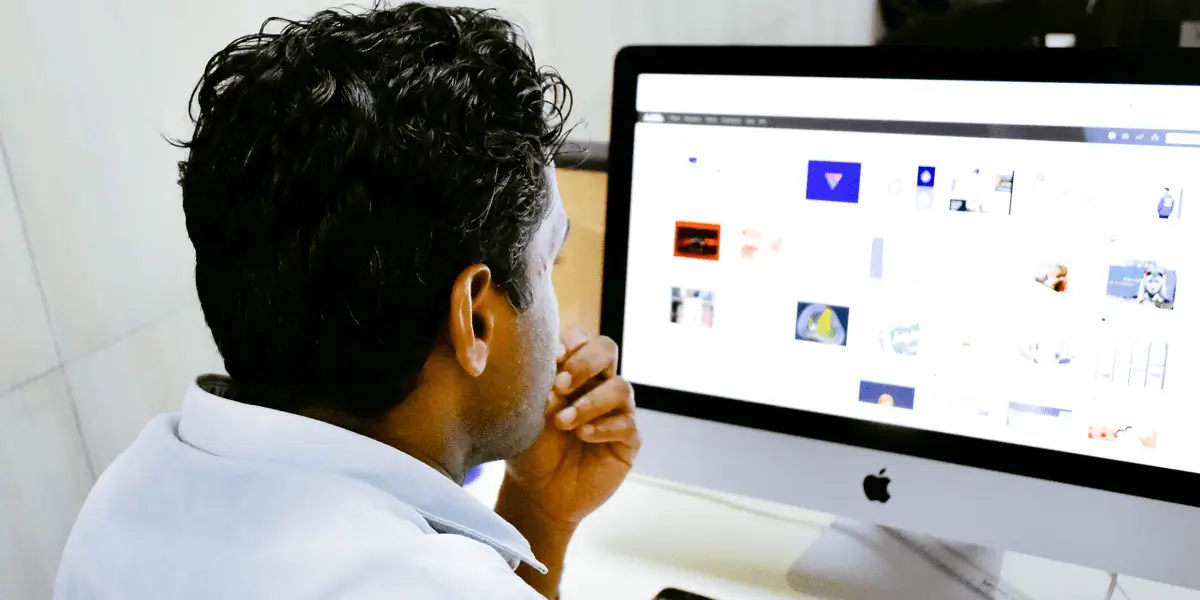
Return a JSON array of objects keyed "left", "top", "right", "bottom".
[{"left": 1165, "top": 132, "right": 1200, "bottom": 146}]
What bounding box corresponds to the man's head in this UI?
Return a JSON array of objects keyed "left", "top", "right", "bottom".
[{"left": 175, "top": 3, "right": 571, "bottom": 474}]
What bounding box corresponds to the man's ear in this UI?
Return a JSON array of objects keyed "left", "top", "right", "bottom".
[{"left": 447, "top": 264, "right": 496, "bottom": 377}]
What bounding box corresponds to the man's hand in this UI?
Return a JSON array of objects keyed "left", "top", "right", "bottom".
[
  {"left": 496, "top": 329, "right": 639, "bottom": 598},
  {"left": 503, "top": 328, "right": 640, "bottom": 525}
]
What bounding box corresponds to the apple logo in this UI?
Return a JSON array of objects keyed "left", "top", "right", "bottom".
[{"left": 863, "top": 469, "right": 892, "bottom": 503}]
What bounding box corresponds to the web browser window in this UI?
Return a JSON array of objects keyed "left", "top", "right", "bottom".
[{"left": 620, "top": 74, "right": 1200, "bottom": 474}]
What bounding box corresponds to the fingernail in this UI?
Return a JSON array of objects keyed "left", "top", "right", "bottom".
[
  {"left": 556, "top": 406, "right": 577, "bottom": 428},
  {"left": 554, "top": 371, "right": 572, "bottom": 393},
  {"left": 580, "top": 424, "right": 596, "bottom": 437},
  {"left": 556, "top": 343, "right": 566, "bottom": 360}
]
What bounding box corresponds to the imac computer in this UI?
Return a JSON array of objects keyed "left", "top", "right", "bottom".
[{"left": 601, "top": 47, "right": 1200, "bottom": 594}]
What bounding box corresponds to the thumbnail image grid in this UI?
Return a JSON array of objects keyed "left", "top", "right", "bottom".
[{"left": 651, "top": 158, "right": 1189, "bottom": 457}]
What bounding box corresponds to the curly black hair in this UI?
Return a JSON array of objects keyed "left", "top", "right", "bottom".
[{"left": 173, "top": 2, "right": 572, "bottom": 418}]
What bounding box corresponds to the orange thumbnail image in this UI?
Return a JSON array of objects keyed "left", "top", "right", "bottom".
[{"left": 674, "top": 221, "right": 721, "bottom": 261}]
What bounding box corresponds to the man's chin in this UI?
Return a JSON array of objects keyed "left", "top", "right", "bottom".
[{"left": 513, "top": 415, "right": 547, "bottom": 455}]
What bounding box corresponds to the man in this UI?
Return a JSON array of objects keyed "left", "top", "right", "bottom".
[{"left": 53, "top": 4, "right": 638, "bottom": 599}]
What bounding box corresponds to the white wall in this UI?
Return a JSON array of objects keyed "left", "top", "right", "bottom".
[
  {"left": 459, "top": 0, "right": 883, "bottom": 142},
  {"left": 0, "top": 1, "right": 876, "bottom": 596}
]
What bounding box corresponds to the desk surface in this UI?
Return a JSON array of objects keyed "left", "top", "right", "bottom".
[
  {"left": 469, "top": 461, "right": 1199, "bottom": 600},
  {"left": 545, "top": 169, "right": 1200, "bottom": 600}
]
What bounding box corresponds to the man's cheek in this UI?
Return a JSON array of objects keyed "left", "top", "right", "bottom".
[
  {"left": 544, "top": 284, "right": 561, "bottom": 333},
  {"left": 550, "top": 298, "right": 561, "bottom": 336}
]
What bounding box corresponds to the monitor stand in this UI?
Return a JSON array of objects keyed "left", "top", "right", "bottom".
[{"left": 785, "top": 518, "right": 1031, "bottom": 600}]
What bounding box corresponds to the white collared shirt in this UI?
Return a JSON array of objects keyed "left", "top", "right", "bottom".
[{"left": 54, "top": 376, "right": 547, "bottom": 600}]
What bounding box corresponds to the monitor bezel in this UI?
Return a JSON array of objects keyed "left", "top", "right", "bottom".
[{"left": 601, "top": 46, "right": 1200, "bottom": 509}]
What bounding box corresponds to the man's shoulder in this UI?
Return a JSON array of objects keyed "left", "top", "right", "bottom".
[
  {"left": 58, "top": 528, "right": 541, "bottom": 600},
  {"left": 55, "top": 417, "right": 541, "bottom": 599},
  {"left": 63, "top": 417, "right": 437, "bottom": 553},
  {"left": 58, "top": 488, "right": 540, "bottom": 599}
]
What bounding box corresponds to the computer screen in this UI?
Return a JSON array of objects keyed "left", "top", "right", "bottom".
[{"left": 619, "top": 74, "right": 1200, "bottom": 475}]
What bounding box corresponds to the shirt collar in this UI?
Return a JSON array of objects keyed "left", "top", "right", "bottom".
[{"left": 177, "top": 375, "right": 547, "bottom": 574}]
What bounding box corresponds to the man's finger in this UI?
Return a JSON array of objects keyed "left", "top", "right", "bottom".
[
  {"left": 576, "top": 414, "right": 636, "bottom": 443},
  {"left": 557, "top": 327, "right": 593, "bottom": 364},
  {"left": 543, "top": 390, "right": 566, "bottom": 418},
  {"left": 554, "top": 336, "right": 618, "bottom": 396},
  {"left": 554, "top": 376, "right": 634, "bottom": 430}
]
